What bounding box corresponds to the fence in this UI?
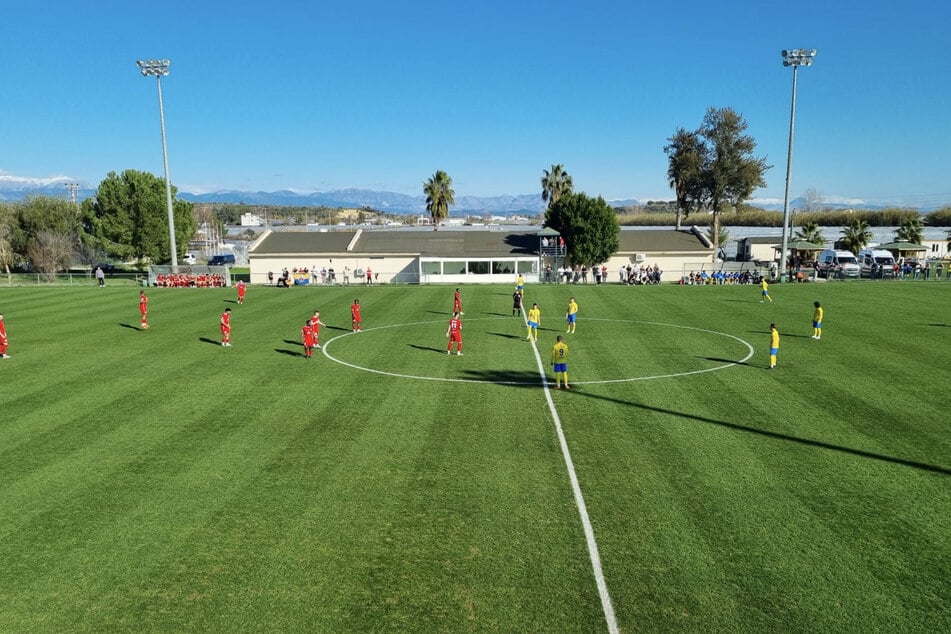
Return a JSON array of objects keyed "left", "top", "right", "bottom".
[{"left": 0, "top": 273, "right": 145, "bottom": 287}]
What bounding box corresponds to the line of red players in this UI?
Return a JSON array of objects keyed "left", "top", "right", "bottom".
[{"left": 154, "top": 273, "right": 226, "bottom": 288}]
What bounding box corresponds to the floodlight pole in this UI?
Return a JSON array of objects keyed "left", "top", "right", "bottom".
[
  {"left": 137, "top": 58, "right": 178, "bottom": 267},
  {"left": 779, "top": 48, "right": 815, "bottom": 282}
]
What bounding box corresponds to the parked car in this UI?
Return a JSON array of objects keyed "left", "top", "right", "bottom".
[
  {"left": 208, "top": 254, "right": 236, "bottom": 267},
  {"left": 816, "top": 249, "right": 862, "bottom": 278},
  {"left": 182, "top": 253, "right": 197, "bottom": 265},
  {"left": 857, "top": 249, "right": 896, "bottom": 278}
]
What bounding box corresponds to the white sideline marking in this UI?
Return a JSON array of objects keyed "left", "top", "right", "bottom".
[{"left": 524, "top": 320, "right": 619, "bottom": 634}]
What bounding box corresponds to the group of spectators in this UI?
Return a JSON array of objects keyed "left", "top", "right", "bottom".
[
  {"left": 622, "top": 264, "right": 663, "bottom": 285},
  {"left": 154, "top": 273, "right": 227, "bottom": 288},
  {"left": 681, "top": 270, "right": 761, "bottom": 285}
]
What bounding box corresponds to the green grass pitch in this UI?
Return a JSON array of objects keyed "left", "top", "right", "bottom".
[{"left": 0, "top": 281, "right": 948, "bottom": 631}]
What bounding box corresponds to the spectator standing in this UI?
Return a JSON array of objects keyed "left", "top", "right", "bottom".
[
  {"left": 366, "top": 267, "right": 373, "bottom": 286},
  {"left": 343, "top": 266, "right": 351, "bottom": 285},
  {"left": 95, "top": 266, "right": 105, "bottom": 287}
]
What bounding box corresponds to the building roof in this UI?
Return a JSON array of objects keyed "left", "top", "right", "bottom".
[{"left": 249, "top": 227, "right": 711, "bottom": 258}]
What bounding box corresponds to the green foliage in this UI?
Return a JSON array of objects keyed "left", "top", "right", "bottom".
[
  {"left": 545, "top": 191, "right": 620, "bottom": 265},
  {"left": 794, "top": 220, "right": 826, "bottom": 246},
  {"left": 924, "top": 207, "right": 951, "bottom": 226},
  {"left": 665, "top": 107, "right": 770, "bottom": 254},
  {"left": 895, "top": 217, "right": 925, "bottom": 244},
  {"left": 423, "top": 170, "right": 455, "bottom": 230},
  {"left": 82, "top": 170, "right": 197, "bottom": 264},
  {"left": 541, "top": 164, "right": 574, "bottom": 211},
  {"left": 839, "top": 218, "right": 874, "bottom": 254}
]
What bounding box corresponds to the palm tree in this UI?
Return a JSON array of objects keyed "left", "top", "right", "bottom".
[
  {"left": 423, "top": 170, "right": 455, "bottom": 231},
  {"left": 839, "top": 218, "right": 873, "bottom": 254},
  {"left": 794, "top": 220, "right": 825, "bottom": 246},
  {"left": 896, "top": 217, "right": 924, "bottom": 245},
  {"left": 541, "top": 164, "right": 573, "bottom": 211}
]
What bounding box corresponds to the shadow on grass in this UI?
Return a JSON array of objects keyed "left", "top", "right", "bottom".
[
  {"left": 572, "top": 389, "right": 951, "bottom": 476},
  {"left": 409, "top": 344, "right": 445, "bottom": 354},
  {"left": 460, "top": 368, "right": 544, "bottom": 385},
  {"left": 700, "top": 356, "right": 754, "bottom": 367},
  {"left": 927, "top": 323, "right": 950, "bottom": 327},
  {"left": 224, "top": 299, "right": 239, "bottom": 304},
  {"left": 118, "top": 323, "right": 140, "bottom": 330},
  {"left": 275, "top": 348, "right": 304, "bottom": 357},
  {"left": 198, "top": 337, "right": 222, "bottom": 346},
  {"left": 283, "top": 339, "right": 304, "bottom": 347},
  {"left": 488, "top": 332, "right": 525, "bottom": 340}
]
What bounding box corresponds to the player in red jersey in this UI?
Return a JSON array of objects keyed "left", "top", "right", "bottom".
[
  {"left": 351, "top": 299, "right": 362, "bottom": 332},
  {"left": 236, "top": 280, "right": 246, "bottom": 304},
  {"left": 220, "top": 307, "right": 232, "bottom": 346},
  {"left": 139, "top": 291, "right": 150, "bottom": 329},
  {"left": 453, "top": 288, "right": 463, "bottom": 315},
  {"left": 0, "top": 313, "right": 9, "bottom": 358},
  {"left": 446, "top": 311, "right": 463, "bottom": 355},
  {"left": 301, "top": 320, "right": 316, "bottom": 358},
  {"left": 310, "top": 310, "right": 327, "bottom": 348}
]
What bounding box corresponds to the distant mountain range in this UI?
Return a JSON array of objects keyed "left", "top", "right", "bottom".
[{"left": 0, "top": 175, "right": 943, "bottom": 214}]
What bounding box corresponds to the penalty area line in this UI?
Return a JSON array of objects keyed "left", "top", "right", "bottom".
[{"left": 526, "top": 331, "right": 619, "bottom": 634}]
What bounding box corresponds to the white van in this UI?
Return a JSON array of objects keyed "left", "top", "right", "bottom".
[
  {"left": 816, "top": 249, "right": 862, "bottom": 278},
  {"left": 182, "top": 253, "right": 197, "bottom": 265},
  {"left": 857, "top": 248, "right": 896, "bottom": 278}
]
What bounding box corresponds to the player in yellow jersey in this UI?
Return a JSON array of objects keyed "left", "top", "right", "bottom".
[
  {"left": 526, "top": 303, "right": 541, "bottom": 342},
  {"left": 761, "top": 278, "right": 772, "bottom": 303},
  {"left": 565, "top": 297, "right": 578, "bottom": 333},
  {"left": 769, "top": 323, "right": 780, "bottom": 368},
  {"left": 551, "top": 335, "right": 569, "bottom": 389},
  {"left": 812, "top": 301, "right": 823, "bottom": 339}
]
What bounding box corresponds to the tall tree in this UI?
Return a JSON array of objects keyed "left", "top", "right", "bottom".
[
  {"left": 0, "top": 204, "right": 21, "bottom": 278},
  {"left": 81, "top": 170, "right": 196, "bottom": 264},
  {"left": 839, "top": 218, "right": 873, "bottom": 254},
  {"left": 895, "top": 217, "right": 924, "bottom": 245},
  {"left": 423, "top": 170, "right": 455, "bottom": 231},
  {"left": 664, "top": 129, "right": 705, "bottom": 230},
  {"left": 26, "top": 231, "right": 74, "bottom": 277},
  {"left": 664, "top": 108, "right": 769, "bottom": 256},
  {"left": 794, "top": 220, "right": 825, "bottom": 245},
  {"left": 698, "top": 107, "right": 770, "bottom": 258},
  {"left": 541, "top": 164, "right": 574, "bottom": 211},
  {"left": 544, "top": 191, "right": 619, "bottom": 267}
]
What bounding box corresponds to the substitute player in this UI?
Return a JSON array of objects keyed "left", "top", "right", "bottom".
[
  {"left": 526, "top": 303, "right": 541, "bottom": 342},
  {"left": 812, "top": 302, "right": 823, "bottom": 340},
  {"left": 769, "top": 323, "right": 780, "bottom": 368},
  {"left": 139, "top": 290, "right": 150, "bottom": 329},
  {"left": 551, "top": 335, "right": 569, "bottom": 389},
  {"left": 301, "top": 319, "right": 316, "bottom": 358},
  {"left": 446, "top": 311, "right": 463, "bottom": 355},
  {"left": 236, "top": 280, "right": 247, "bottom": 304},
  {"left": 351, "top": 299, "right": 362, "bottom": 332},
  {"left": 565, "top": 297, "right": 578, "bottom": 333},
  {"left": 220, "top": 307, "right": 232, "bottom": 346}
]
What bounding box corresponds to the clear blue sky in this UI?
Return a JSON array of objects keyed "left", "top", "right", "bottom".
[{"left": 2, "top": 0, "right": 949, "bottom": 207}]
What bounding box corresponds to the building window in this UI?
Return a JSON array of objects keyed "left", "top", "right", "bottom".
[
  {"left": 517, "top": 260, "right": 538, "bottom": 274},
  {"left": 493, "top": 260, "right": 515, "bottom": 275},
  {"left": 468, "top": 261, "right": 490, "bottom": 275},
  {"left": 421, "top": 261, "right": 442, "bottom": 275}
]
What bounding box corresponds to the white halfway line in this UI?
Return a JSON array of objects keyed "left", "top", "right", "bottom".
[{"left": 523, "top": 314, "right": 619, "bottom": 634}]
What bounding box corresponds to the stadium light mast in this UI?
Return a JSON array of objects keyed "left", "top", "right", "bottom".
[
  {"left": 136, "top": 58, "right": 178, "bottom": 267},
  {"left": 778, "top": 48, "right": 816, "bottom": 282}
]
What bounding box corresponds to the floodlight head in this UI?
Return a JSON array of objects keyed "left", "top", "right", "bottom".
[{"left": 136, "top": 59, "right": 171, "bottom": 77}]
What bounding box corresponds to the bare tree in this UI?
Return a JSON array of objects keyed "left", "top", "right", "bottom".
[
  {"left": 802, "top": 188, "right": 824, "bottom": 213},
  {"left": 27, "top": 232, "right": 75, "bottom": 279}
]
